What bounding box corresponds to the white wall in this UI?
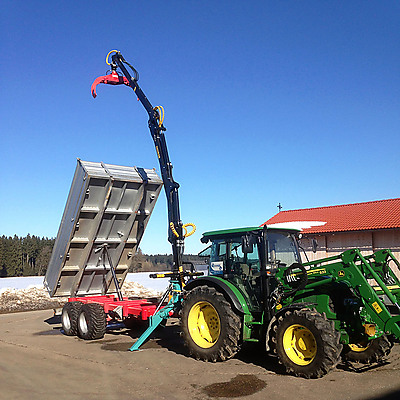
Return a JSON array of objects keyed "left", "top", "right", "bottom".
[{"left": 299, "top": 229, "right": 400, "bottom": 277}]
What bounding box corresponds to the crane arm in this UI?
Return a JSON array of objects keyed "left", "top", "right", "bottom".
[{"left": 92, "top": 51, "right": 187, "bottom": 277}]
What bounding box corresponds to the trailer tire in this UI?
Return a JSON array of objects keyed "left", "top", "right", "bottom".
[
  {"left": 77, "top": 303, "right": 107, "bottom": 340},
  {"left": 181, "top": 285, "right": 241, "bottom": 362},
  {"left": 274, "top": 308, "right": 342, "bottom": 378},
  {"left": 343, "top": 335, "right": 393, "bottom": 364},
  {"left": 61, "top": 301, "right": 82, "bottom": 336}
]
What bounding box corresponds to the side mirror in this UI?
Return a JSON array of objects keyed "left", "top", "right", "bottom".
[
  {"left": 241, "top": 235, "right": 254, "bottom": 254},
  {"left": 312, "top": 238, "right": 318, "bottom": 253}
]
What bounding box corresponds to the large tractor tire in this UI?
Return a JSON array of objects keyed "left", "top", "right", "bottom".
[
  {"left": 343, "top": 335, "right": 392, "bottom": 364},
  {"left": 77, "top": 303, "right": 107, "bottom": 340},
  {"left": 61, "top": 301, "right": 82, "bottom": 336},
  {"left": 273, "top": 308, "right": 342, "bottom": 378},
  {"left": 181, "top": 285, "right": 241, "bottom": 362}
]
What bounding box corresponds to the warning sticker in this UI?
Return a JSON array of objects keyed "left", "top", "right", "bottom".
[
  {"left": 371, "top": 301, "right": 383, "bottom": 314},
  {"left": 307, "top": 268, "right": 327, "bottom": 275}
]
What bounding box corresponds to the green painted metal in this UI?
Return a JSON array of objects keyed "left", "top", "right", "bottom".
[
  {"left": 202, "top": 225, "right": 299, "bottom": 241},
  {"left": 243, "top": 314, "right": 256, "bottom": 341},
  {"left": 209, "top": 276, "right": 252, "bottom": 314},
  {"left": 210, "top": 276, "right": 255, "bottom": 341},
  {"left": 203, "top": 226, "right": 263, "bottom": 237},
  {"left": 275, "top": 249, "right": 400, "bottom": 343}
]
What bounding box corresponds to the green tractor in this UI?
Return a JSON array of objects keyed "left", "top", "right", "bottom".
[{"left": 180, "top": 226, "right": 400, "bottom": 378}]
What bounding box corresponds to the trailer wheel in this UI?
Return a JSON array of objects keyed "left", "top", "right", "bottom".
[
  {"left": 181, "top": 285, "right": 241, "bottom": 362},
  {"left": 343, "top": 335, "right": 392, "bottom": 364},
  {"left": 77, "top": 303, "right": 107, "bottom": 340},
  {"left": 274, "top": 308, "right": 342, "bottom": 378},
  {"left": 62, "top": 301, "right": 83, "bottom": 336}
]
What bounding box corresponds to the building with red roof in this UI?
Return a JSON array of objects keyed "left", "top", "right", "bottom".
[{"left": 262, "top": 198, "right": 400, "bottom": 262}]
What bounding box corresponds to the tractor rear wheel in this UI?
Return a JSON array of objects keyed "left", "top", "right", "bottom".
[
  {"left": 343, "top": 335, "right": 392, "bottom": 364},
  {"left": 274, "top": 308, "right": 342, "bottom": 378},
  {"left": 181, "top": 286, "right": 241, "bottom": 362},
  {"left": 61, "top": 301, "right": 82, "bottom": 336},
  {"left": 77, "top": 303, "right": 107, "bottom": 340}
]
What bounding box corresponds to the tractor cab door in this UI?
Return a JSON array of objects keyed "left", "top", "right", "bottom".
[
  {"left": 208, "top": 235, "right": 263, "bottom": 310},
  {"left": 266, "top": 231, "right": 301, "bottom": 269}
]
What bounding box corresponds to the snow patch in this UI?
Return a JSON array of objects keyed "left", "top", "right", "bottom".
[
  {"left": 0, "top": 279, "right": 162, "bottom": 314},
  {"left": 268, "top": 221, "right": 327, "bottom": 231}
]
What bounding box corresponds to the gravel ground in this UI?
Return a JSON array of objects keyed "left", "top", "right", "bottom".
[{"left": 0, "top": 310, "right": 400, "bottom": 400}]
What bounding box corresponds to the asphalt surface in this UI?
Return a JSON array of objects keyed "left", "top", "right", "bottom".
[{"left": 1, "top": 310, "right": 400, "bottom": 400}]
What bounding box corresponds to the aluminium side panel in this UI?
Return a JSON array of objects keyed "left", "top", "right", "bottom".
[
  {"left": 44, "top": 161, "right": 88, "bottom": 296},
  {"left": 44, "top": 160, "right": 163, "bottom": 297}
]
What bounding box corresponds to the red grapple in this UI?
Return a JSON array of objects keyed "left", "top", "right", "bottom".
[{"left": 91, "top": 71, "right": 130, "bottom": 98}]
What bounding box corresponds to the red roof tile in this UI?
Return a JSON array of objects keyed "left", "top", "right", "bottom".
[{"left": 262, "top": 198, "right": 400, "bottom": 234}]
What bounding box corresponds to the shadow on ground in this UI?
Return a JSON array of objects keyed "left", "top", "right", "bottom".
[
  {"left": 42, "top": 314, "right": 400, "bottom": 380},
  {"left": 366, "top": 389, "right": 400, "bottom": 400},
  {"left": 41, "top": 314, "right": 287, "bottom": 374},
  {"left": 102, "top": 322, "right": 286, "bottom": 375},
  {"left": 44, "top": 314, "right": 61, "bottom": 325}
]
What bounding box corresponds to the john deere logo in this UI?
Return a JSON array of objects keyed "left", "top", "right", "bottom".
[{"left": 338, "top": 270, "right": 345, "bottom": 277}]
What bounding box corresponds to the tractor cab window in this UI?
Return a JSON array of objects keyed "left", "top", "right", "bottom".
[
  {"left": 209, "top": 240, "right": 227, "bottom": 275},
  {"left": 230, "top": 239, "right": 260, "bottom": 274},
  {"left": 228, "top": 236, "right": 262, "bottom": 310},
  {"left": 267, "top": 232, "right": 300, "bottom": 267},
  {"left": 209, "top": 236, "right": 260, "bottom": 277}
]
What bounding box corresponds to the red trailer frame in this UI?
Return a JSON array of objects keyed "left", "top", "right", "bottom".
[{"left": 68, "top": 295, "right": 165, "bottom": 321}]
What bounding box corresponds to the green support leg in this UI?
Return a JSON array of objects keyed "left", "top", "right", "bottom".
[
  {"left": 130, "top": 281, "right": 181, "bottom": 351},
  {"left": 129, "top": 303, "right": 174, "bottom": 351}
]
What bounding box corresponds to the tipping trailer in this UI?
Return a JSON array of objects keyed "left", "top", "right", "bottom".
[{"left": 44, "top": 160, "right": 169, "bottom": 337}]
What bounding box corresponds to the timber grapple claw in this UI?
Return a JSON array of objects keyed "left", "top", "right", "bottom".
[{"left": 91, "top": 71, "right": 130, "bottom": 98}]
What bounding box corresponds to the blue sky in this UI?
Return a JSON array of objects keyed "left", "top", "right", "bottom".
[{"left": 1, "top": 1, "right": 399, "bottom": 254}]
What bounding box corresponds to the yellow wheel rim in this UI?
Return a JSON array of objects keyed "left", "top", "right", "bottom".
[
  {"left": 348, "top": 342, "right": 371, "bottom": 352},
  {"left": 188, "top": 301, "right": 220, "bottom": 348},
  {"left": 283, "top": 324, "right": 317, "bottom": 365}
]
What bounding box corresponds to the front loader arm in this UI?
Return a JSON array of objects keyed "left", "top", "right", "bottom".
[
  {"left": 338, "top": 250, "right": 400, "bottom": 339},
  {"left": 276, "top": 249, "right": 400, "bottom": 340}
]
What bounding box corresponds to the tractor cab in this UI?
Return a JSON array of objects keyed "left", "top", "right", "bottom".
[{"left": 199, "top": 226, "right": 301, "bottom": 310}]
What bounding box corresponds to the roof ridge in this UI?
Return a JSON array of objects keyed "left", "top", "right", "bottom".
[{"left": 279, "top": 198, "right": 400, "bottom": 213}]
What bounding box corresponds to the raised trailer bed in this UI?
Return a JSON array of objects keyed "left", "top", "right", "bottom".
[
  {"left": 45, "top": 160, "right": 166, "bottom": 340},
  {"left": 44, "top": 159, "right": 163, "bottom": 299}
]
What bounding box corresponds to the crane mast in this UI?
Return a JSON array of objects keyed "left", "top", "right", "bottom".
[{"left": 110, "top": 52, "right": 184, "bottom": 274}]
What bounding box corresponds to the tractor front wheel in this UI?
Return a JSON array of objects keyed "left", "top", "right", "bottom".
[
  {"left": 274, "top": 308, "right": 342, "bottom": 378},
  {"left": 181, "top": 286, "right": 241, "bottom": 362},
  {"left": 343, "top": 335, "right": 392, "bottom": 364}
]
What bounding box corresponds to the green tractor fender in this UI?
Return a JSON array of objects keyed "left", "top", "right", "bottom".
[{"left": 184, "top": 276, "right": 250, "bottom": 316}]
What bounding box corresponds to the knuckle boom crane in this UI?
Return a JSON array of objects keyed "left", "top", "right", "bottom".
[
  {"left": 92, "top": 50, "right": 196, "bottom": 285},
  {"left": 91, "top": 50, "right": 199, "bottom": 350}
]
